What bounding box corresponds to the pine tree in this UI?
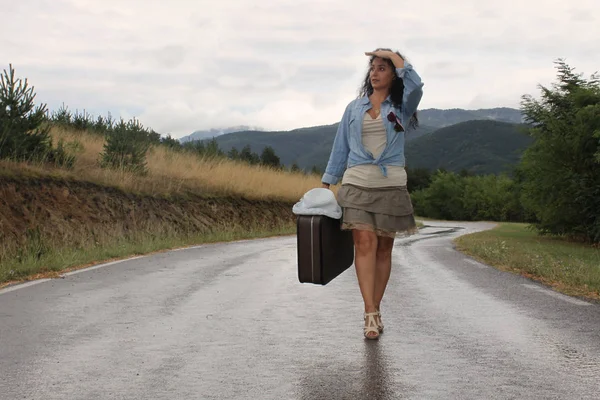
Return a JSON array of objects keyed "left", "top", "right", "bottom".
[
  {"left": 260, "top": 146, "right": 281, "bottom": 168},
  {"left": 100, "top": 118, "right": 151, "bottom": 175},
  {"left": 160, "top": 134, "right": 181, "bottom": 150},
  {"left": 204, "top": 138, "right": 224, "bottom": 158},
  {"left": 228, "top": 146, "right": 240, "bottom": 160},
  {"left": 0, "top": 64, "right": 52, "bottom": 161},
  {"left": 240, "top": 144, "right": 260, "bottom": 165},
  {"left": 182, "top": 140, "right": 205, "bottom": 156}
]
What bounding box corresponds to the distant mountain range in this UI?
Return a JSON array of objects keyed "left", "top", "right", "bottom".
[
  {"left": 405, "top": 120, "right": 533, "bottom": 175},
  {"left": 416, "top": 107, "right": 524, "bottom": 128},
  {"left": 181, "top": 107, "right": 530, "bottom": 174},
  {"left": 179, "top": 125, "right": 263, "bottom": 143}
]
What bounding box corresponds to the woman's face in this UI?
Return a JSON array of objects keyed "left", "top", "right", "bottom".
[{"left": 369, "top": 57, "right": 395, "bottom": 91}]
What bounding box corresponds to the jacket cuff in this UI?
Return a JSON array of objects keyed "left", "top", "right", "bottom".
[
  {"left": 395, "top": 63, "right": 412, "bottom": 78},
  {"left": 321, "top": 173, "right": 340, "bottom": 185}
]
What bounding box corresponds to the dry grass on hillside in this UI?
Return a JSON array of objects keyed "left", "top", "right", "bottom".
[{"left": 21, "top": 127, "right": 325, "bottom": 202}]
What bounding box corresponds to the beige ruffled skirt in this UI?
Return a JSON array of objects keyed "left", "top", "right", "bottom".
[{"left": 336, "top": 184, "right": 418, "bottom": 238}]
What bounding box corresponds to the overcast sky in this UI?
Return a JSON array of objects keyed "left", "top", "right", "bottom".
[{"left": 2, "top": 0, "right": 599, "bottom": 138}]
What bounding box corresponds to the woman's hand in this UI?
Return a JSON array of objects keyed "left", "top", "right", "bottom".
[{"left": 365, "top": 50, "right": 404, "bottom": 68}]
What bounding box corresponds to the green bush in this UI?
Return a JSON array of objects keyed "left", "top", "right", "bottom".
[
  {"left": 99, "top": 118, "right": 152, "bottom": 175},
  {"left": 406, "top": 167, "right": 433, "bottom": 192},
  {"left": 461, "top": 174, "right": 524, "bottom": 221},
  {"left": 411, "top": 170, "right": 527, "bottom": 222},
  {"left": 412, "top": 171, "right": 468, "bottom": 220}
]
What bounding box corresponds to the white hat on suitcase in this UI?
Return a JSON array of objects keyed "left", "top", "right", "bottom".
[{"left": 292, "top": 188, "right": 342, "bottom": 219}]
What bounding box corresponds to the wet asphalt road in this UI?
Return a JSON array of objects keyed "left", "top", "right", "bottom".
[{"left": 1, "top": 221, "right": 600, "bottom": 400}]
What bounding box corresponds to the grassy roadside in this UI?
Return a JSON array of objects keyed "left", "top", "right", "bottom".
[
  {"left": 2, "top": 216, "right": 421, "bottom": 290},
  {"left": 1, "top": 125, "right": 319, "bottom": 289},
  {"left": 454, "top": 223, "right": 600, "bottom": 301},
  {"left": 2, "top": 220, "right": 426, "bottom": 289},
  {"left": 44, "top": 126, "right": 323, "bottom": 202},
  {"left": 0, "top": 221, "right": 296, "bottom": 289}
]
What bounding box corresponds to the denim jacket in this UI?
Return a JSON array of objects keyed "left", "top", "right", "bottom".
[{"left": 321, "top": 63, "right": 424, "bottom": 185}]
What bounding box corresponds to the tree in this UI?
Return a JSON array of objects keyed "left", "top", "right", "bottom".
[
  {"left": 406, "top": 167, "right": 432, "bottom": 192},
  {"left": 183, "top": 140, "right": 205, "bottom": 156},
  {"left": 160, "top": 134, "right": 181, "bottom": 150},
  {"left": 228, "top": 146, "right": 240, "bottom": 160},
  {"left": 0, "top": 64, "right": 52, "bottom": 161},
  {"left": 260, "top": 146, "right": 281, "bottom": 168},
  {"left": 203, "top": 138, "right": 224, "bottom": 158},
  {"left": 147, "top": 129, "right": 161, "bottom": 145},
  {"left": 240, "top": 144, "right": 260, "bottom": 165},
  {"left": 290, "top": 162, "right": 301, "bottom": 172},
  {"left": 51, "top": 103, "right": 73, "bottom": 127},
  {"left": 100, "top": 118, "right": 152, "bottom": 175},
  {"left": 410, "top": 171, "right": 527, "bottom": 222},
  {"left": 519, "top": 59, "right": 600, "bottom": 242},
  {"left": 0, "top": 64, "right": 74, "bottom": 168},
  {"left": 411, "top": 171, "right": 468, "bottom": 220},
  {"left": 460, "top": 174, "right": 524, "bottom": 222},
  {"left": 71, "top": 109, "right": 93, "bottom": 131}
]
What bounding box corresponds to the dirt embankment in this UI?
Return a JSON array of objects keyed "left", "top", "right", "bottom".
[{"left": 0, "top": 176, "right": 296, "bottom": 258}]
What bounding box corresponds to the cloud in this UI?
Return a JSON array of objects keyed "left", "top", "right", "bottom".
[
  {"left": 1, "top": 0, "right": 599, "bottom": 138},
  {"left": 424, "top": 62, "right": 475, "bottom": 78}
]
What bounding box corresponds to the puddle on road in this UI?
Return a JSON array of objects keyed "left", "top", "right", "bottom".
[
  {"left": 419, "top": 225, "right": 465, "bottom": 235},
  {"left": 531, "top": 331, "right": 600, "bottom": 381},
  {"left": 553, "top": 342, "right": 600, "bottom": 376},
  {"left": 395, "top": 225, "right": 465, "bottom": 247}
]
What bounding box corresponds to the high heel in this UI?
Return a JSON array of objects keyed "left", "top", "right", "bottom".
[
  {"left": 364, "top": 312, "right": 380, "bottom": 340},
  {"left": 377, "top": 310, "right": 384, "bottom": 333}
]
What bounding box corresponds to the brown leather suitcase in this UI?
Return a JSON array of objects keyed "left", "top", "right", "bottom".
[{"left": 296, "top": 215, "right": 355, "bottom": 285}]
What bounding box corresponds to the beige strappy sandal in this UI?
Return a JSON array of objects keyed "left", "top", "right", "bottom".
[
  {"left": 376, "top": 310, "right": 384, "bottom": 333},
  {"left": 364, "top": 312, "right": 380, "bottom": 340}
]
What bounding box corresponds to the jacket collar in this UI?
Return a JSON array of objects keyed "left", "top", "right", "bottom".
[{"left": 359, "top": 95, "right": 393, "bottom": 106}]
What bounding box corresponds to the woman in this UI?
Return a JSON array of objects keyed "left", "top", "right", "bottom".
[{"left": 321, "top": 48, "right": 424, "bottom": 340}]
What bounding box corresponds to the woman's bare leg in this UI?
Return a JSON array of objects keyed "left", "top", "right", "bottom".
[
  {"left": 374, "top": 235, "right": 395, "bottom": 315},
  {"left": 352, "top": 229, "right": 379, "bottom": 338}
]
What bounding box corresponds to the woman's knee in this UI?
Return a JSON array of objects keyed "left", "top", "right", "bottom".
[
  {"left": 376, "top": 237, "right": 394, "bottom": 256},
  {"left": 353, "top": 230, "right": 378, "bottom": 254}
]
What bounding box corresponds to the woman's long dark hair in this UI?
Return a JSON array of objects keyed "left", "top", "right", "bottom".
[{"left": 359, "top": 48, "right": 419, "bottom": 129}]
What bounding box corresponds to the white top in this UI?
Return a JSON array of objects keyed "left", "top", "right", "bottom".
[{"left": 342, "top": 112, "right": 407, "bottom": 188}]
